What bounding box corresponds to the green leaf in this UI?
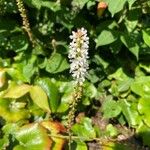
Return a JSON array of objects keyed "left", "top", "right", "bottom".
[
  {"left": 72, "top": 0, "right": 89, "bottom": 9},
  {"left": 9, "top": 34, "right": 28, "bottom": 52},
  {"left": 30, "top": 85, "right": 50, "bottom": 112},
  {"left": 76, "top": 141, "right": 88, "bottom": 150},
  {"left": 102, "top": 99, "right": 121, "bottom": 118},
  {"left": 46, "top": 53, "right": 69, "bottom": 74},
  {"left": 142, "top": 30, "right": 150, "bottom": 47},
  {"left": 83, "top": 83, "right": 97, "bottom": 99},
  {"left": 25, "top": 0, "right": 42, "bottom": 9},
  {"left": 118, "top": 78, "right": 134, "bottom": 92},
  {"left": 36, "top": 78, "right": 60, "bottom": 112},
  {"left": 125, "top": 8, "right": 140, "bottom": 33},
  {"left": 96, "top": 30, "right": 118, "bottom": 47},
  {"left": 138, "top": 97, "right": 150, "bottom": 127},
  {"left": 105, "top": 0, "right": 127, "bottom": 16},
  {"left": 140, "top": 63, "right": 150, "bottom": 73},
  {"left": 0, "top": 135, "right": 9, "bottom": 150},
  {"left": 3, "top": 84, "right": 31, "bottom": 99},
  {"left": 127, "top": 0, "right": 136, "bottom": 9},
  {"left": 136, "top": 122, "right": 150, "bottom": 147},
  {"left": 131, "top": 76, "right": 150, "bottom": 97},
  {"left": 108, "top": 68, "right": 129, "bottom": 81},
  {"left": 106, "top": 124, "right": 118, "bottom": 137},
  {"left": 121, "top": 33, "right": 139, "bottom": 60},
  {"left": 14, "top": 123, "right": 52, "bottom": 150},
  {"left": 72, "top": 118, "right": 96, "bottom": 140},
  {"left": 119, "top": 99, "right": 141, "bottom": 127},
  {"left": 41, "top": 1, "right": 61, "bottom": 12}
]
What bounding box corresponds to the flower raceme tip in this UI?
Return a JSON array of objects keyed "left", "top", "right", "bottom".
[{"left": 68, "top": 28, "right": 89, "bottom": 85}]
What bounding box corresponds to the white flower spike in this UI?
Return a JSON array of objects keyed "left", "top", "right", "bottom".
[{"left": 68, "top": 28, "right": 89, "bottom": 85}]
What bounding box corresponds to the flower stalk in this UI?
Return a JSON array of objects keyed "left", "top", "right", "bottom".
[
  {"left": 16, "top": 0, "right": 36, "bottom": 47},
  {"left": 67, "top": 28, "right": 89, "bottom": 149}
]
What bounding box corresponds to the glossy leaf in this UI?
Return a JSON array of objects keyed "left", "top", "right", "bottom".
[
  {"left": 30, "top": 85, "right": 50, "bottom": 112},
  {"left": 36, "top": 78, "right": 60, "bottom": 112},
  {"left": 14, "top": 123, "right": 52, "bottom": 150}
]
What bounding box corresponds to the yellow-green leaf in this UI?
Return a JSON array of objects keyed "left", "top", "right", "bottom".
[
  {"left": 30, "top": 85, "right": 50, "bottom": 112},
  {"left": 4, "top": 84, "right": 31, "bottom": 99}
]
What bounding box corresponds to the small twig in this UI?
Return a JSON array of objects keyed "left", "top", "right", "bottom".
[{"left": 48, "top": 133, "right": 123, "bottom": 144}]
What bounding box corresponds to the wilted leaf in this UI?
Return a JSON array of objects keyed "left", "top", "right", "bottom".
[
  {"left": 30, "top": 85, "right": 50, "bottom": 112},
  {"left": 41, "top": 121, "right": 66, "bottom": 134},
  {"left": 41, "top": 121, "right": 66, "bottom": 150},
  {"left": 14, "top": 123, "right": 52, "bottom": 150}
]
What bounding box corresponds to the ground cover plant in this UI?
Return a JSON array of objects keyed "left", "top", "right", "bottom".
[{"left": 0, "top": 0, "right": 150, "bottom": 149}]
